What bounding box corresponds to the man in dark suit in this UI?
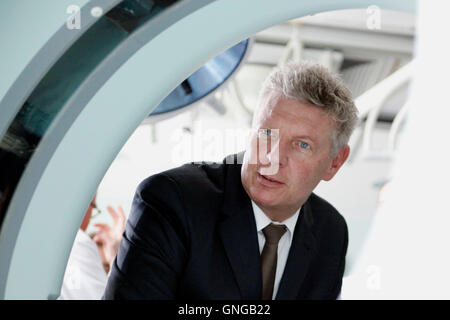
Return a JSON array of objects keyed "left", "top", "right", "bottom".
[{"left": 104, "top": 61, "right": 358, "bottom": 300}]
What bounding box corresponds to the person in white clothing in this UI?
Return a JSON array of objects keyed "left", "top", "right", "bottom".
[{"left": 58, "top": 194, "right": 125, "bottom": 300}]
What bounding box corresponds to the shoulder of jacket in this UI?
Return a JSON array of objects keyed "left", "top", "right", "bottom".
[
  {"left": 308, "top": 192, "right": 347, "bottom": 230},
  {"left": 137, "top": 161, "right": 226, "bottom": 199}
]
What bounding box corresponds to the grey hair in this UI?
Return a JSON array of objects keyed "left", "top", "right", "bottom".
[{"left": 256, "top": 61, "right": 359, "bottom": 157}]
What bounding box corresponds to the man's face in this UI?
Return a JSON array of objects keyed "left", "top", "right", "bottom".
[{"left": 241, "top": 92, "right": 349, "bottom": 218}]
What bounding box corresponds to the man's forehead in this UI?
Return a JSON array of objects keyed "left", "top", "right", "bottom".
[
  {"left": 256, "top": 94, "right": 329, "bottom": 124},
  {"left": 253, "top": 92, "right": 282, "bottom": 122},
  {"left": 253, "top": 94, "right": 335, "bottom": 144}
]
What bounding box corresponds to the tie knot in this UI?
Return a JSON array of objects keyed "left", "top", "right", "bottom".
[{"left": 262, "top": 223, "right": 287, "bottom": 244}]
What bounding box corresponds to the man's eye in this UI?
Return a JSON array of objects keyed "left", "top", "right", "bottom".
[{"left": 298, "top": 141, "right": 310, "bottom": 149}]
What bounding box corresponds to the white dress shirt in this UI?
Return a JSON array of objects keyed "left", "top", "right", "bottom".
[
  {"left": 251, "top": 200, "right": 301, "bottom": 300},
  {"left": 58, "top": 229, "right": 108, "bottom": 300}
]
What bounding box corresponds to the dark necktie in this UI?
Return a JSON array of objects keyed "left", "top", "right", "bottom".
[{"left": 261, "top": 223, "right": 287, "bottom": 300}]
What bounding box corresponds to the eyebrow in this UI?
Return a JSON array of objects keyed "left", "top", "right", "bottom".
[
  {"left": 292, "top": 135, "right": 316, "bottom": 144},
  {"left": 259, "top": 126, "right": 317, "bottom": 144}
]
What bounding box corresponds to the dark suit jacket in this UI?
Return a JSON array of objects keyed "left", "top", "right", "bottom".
[{"left": 103, "top": 152, "right": 348, "bottom": 300}]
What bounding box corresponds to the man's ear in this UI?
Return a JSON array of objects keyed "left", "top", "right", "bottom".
[{"left": 323, "top": 145, "right": 350, "bottom": 181}]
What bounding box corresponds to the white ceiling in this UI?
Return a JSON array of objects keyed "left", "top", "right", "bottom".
[
  {"left": 231, "top": 8, "right": 416, "bottom": 120},
  {"left": 292, "top": 8, "right": 416, "bottom": 35}
]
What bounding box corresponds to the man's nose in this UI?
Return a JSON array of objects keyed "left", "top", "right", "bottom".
[
  {"left": 259, "top": 137, "right": 287, "bottom": 169},
  {"left": 267, "top": 140, "right": 287, "bottom": 168}
]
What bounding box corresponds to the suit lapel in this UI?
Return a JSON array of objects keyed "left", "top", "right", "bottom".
[
  {"left": 219, "top": 153, "right": 262, "bottom": 300},
  {"left": 275, "top": 197, "right": 317, "bottom": 300},
  {"left": 218, "top": 152, "right": 318, "bottom": 300}
]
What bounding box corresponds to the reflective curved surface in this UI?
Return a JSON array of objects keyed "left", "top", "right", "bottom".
[
  {"left": 0, "top": 0, "right": 182, "bottom": 233},
  {"left": 151, "top": 39, "right": 249, "bottom": 115}
]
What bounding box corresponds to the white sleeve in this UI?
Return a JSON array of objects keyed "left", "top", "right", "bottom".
[{"left": 58, "top": 230, "right": 108, "bottom": 300}]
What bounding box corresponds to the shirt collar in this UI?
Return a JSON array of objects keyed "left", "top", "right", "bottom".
[{"left": 251, "top": 200, "right": 300, "bottom": 236}]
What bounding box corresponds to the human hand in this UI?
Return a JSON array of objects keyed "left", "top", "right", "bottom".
[{"left": 93, "top": 205, "right": 126, "bottom": 274}]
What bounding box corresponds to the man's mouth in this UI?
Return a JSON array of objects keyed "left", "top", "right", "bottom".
[{"left": 256, "top": 172, "right": 284, "bottom": 187}]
